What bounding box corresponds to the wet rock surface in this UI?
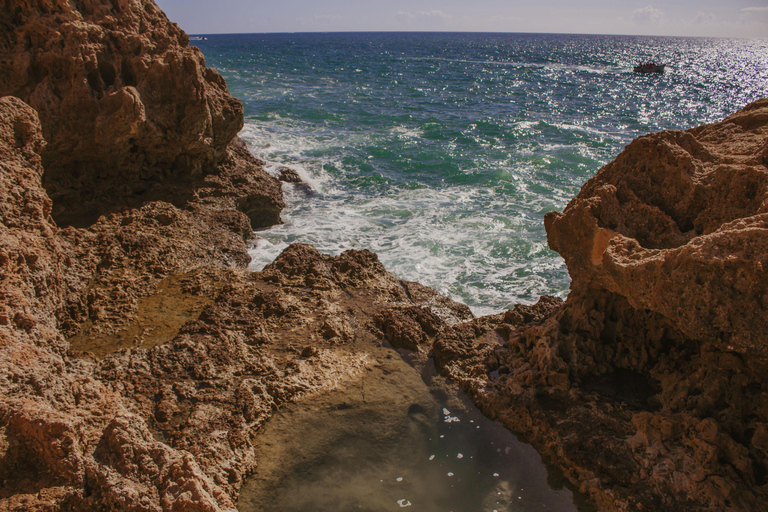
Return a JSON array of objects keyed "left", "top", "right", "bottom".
[{"left": 435, "top": 99, "right": 768, "bottom": 511}]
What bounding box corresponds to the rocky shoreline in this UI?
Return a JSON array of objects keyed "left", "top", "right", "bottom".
[
  {"left": 1, "top": 1, "right": 767, "bottom": 511},
  {"left": 434, "top": 102, "right": 768, "bottom": 510}
]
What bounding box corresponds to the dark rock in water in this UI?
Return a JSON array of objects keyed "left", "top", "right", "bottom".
[
  {"left": 278, "top": 167, "right": 303, "bottom": 183},
  {"left": 436, "top": 98, "right": 768, "bottom": 512},
  {"left": 278, "top": 166, "right": 317, "bottom": 197},
  {"left": 292, "top": 181, "right": 317, "bottom": 197}
]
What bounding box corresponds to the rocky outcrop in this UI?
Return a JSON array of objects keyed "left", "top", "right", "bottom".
[
  {"left": 0, "top": 88, "right": 472, "bottom": 511},
  {"left": 0, "top": 95, "right": 472, "bottom": 510},
  {"left": 0, "top": 2, "right": 396, "bottom": 510},
  {"left": 0, "top": 96, "right": 65, "bottom": 348},
  {"left": 2, "top": 1, "right": 767, "bottom": 511},
  {"left": 546, "top": 99, "right": 768, "bottom": 358},
  {"left": 0, "top": 0, "right": 282, "bottom": 227},
  {"left": 435, "top": 98, "right": 768, "bottom": 511},
  {"left": 0, "top": 94, "right": 234, "bottom": 512}
]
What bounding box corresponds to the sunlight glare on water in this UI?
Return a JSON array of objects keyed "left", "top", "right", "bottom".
[{"left": 197, "top": 33, "right": 768, "bottom": 315}]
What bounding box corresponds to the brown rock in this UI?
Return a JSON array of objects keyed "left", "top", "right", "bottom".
[
  {"left": 374, "top": 305, "right": 444, "bottom": 351},
  {"left": 435, "top": 99, "right": 768, "bottom": 511},
  {"left": 0, "top": 96, "right": 68, "bottom": 351},
  {"left": 546, "top": 99, "right": 768, "bottom": 355},
  {"left": 0, "top": 94, "right": 243, "bottom": 512},
  {"left": 277, "top": 167, "right": 302, "bottom": 183},
  {"left": 4, "top": 1, "right": 765, "bottom": 510},
  {"left": 0, "top": 0, "right": 283, "bottom": 228},
  {"left": 0, "top": 94, "right": 473, "bottom": 511}
]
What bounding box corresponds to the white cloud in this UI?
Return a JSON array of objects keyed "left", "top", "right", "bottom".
[
  {"left": 741, "top": 6, "right": 768, "bottom": 24},
  {"left": 417, "top": 10, "right": 451, "bottom": 20},
  {"left": 631, "top": 5, "right": 666, "bottom": 25},
  {"left": 396, "top": 11, "right": 416, "bottom": 24},
  {"left": 690, "top": 11, "right": 717, "bottom": 26},
  {"left": 396, "top": 10, "right": 451, "bottom": 25}
]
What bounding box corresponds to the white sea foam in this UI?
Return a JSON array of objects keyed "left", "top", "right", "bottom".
[
  {"left": 245, "top": 138, "right": 571, "bottom": 315},
  {"left": 390, "top": 125, "right": 425, "bottom": 140}
]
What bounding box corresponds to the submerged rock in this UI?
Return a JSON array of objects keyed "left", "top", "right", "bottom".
[{"left": 436, "top": 98, "right": 768, "bottom": 511}]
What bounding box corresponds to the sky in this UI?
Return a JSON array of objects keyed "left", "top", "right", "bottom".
[{"left": 154, "top": 0, "right": 768, "bottom": 38}]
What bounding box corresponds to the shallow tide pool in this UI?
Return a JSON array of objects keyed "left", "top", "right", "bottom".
[{"left": 238, "top": 346, "right": 581, "bottom": 512}]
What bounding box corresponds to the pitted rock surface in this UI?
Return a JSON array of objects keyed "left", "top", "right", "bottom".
[
  {"left": 0, "top": 89, "right": 472, "bottom": 512},
  {"left": 2, "top": 1, "right": 768, "bottom": 511},
  {"left": 0, "top": 0, "right": 283, "bottom": 227},
  {"left": 435, "top": 99, "right": 768, "bottom": 511}
]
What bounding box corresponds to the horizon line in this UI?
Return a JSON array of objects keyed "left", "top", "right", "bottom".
[{"left": 184, "top": 30, "right": 765, "bottom": 41}]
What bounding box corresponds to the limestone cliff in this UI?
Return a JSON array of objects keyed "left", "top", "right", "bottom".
[
  {"left": 435, "top": 98, "right": 768, "bottom": 511},
  {"left": 0, "top": 0, "right": 283, "bottom": 228},
  {"left": 0, "top": 2, "right": 446, "bottom": 510},
  {"left": 0, "top": 95, "right": 472, "bottom": 510}
]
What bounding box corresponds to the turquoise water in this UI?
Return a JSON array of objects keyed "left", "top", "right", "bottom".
[{"left": 196, "top": 33, "right": 768, "bottom": 315}]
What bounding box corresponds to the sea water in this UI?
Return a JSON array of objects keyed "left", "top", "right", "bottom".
[{"left": 196, "top": 32, "right": 768, "bottom": 316}]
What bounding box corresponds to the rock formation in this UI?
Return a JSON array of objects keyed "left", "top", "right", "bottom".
[
  {"left": 0, "top": 2, "right": 468, "bottom": 510},
  {"left": 2, "top": 1, "right": 767, "bottom": 511},
  {"left": 0, "top": 0, "right": 283, "bottom": 227},
  {"left": 435, "top": 98, "right": 768, "bottom": 511},
  {"left": 0, "top": 92, "right": 472, "bottom": 510}
]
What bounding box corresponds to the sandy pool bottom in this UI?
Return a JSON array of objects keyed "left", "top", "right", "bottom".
[{"left": 238, "top": 344, "right": 580, "bottom": 512}]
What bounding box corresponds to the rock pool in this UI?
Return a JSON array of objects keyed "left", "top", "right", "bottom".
[{"left": 238, "top": 344, "right": 581, "bottom": 512}]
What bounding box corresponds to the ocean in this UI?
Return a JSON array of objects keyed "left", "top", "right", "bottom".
[{"left": 194, "top": 32, "right": 768, "bottom": 316}]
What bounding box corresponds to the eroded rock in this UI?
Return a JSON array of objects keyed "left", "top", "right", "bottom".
[
  {"left": 546, "top": 99, "right": 768, "bottom": 355},
  {"left": 0, "top": 0, "right": 283, "bottom": 227},
  {"left": 3, "top": 1, "right": 766, "bottom": 511},
  {"left": 436, "top": 99, "right": 768, "bottom": 511},
  {"left": 0, "top": 92, "right": 474, "bottom": 511}
]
